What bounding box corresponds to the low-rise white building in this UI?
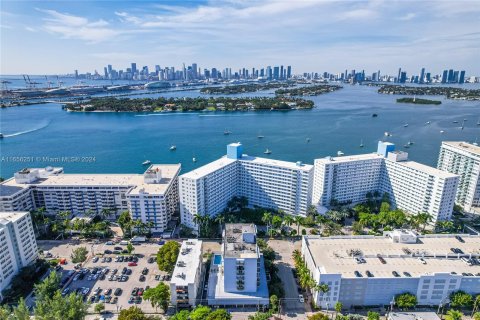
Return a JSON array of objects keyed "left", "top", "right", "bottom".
[
  {"left": 207, "top": 224, "right": 269, "bottom": 307},
  {"left": 0, "top": 164, "right": 181, "bottom": 233},
  {"left": 437, "top": 141, "right": 480, "bottom": 214},
  {"left": 301, "top": 230, "right": 480, "bottom": 309},
  {"left": 0, "top": 211, "right": 38, "bottom": 300},
  {"left": 170, "top": 239, "right": 203, "bottom": 307},
  {"left": 179, "top": 143, "right": 313, "bottom": 231}
]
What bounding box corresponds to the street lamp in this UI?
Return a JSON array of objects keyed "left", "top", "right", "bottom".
[{"left": 386, "top": 297, "right": 395, "bottom": 318}]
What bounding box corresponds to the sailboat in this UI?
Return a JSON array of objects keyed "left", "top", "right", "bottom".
[
  {"left": 142, "top": 160, "right": 151, "bottom": 165},
  {"left": 403, "top": 123, "right": 409, "bottom": 127},
  {"left": 476, "top": 118, "right": 480, "bottom": 126},
  {"left": 425, "top": 121, "right": 431, "bottom": 125},
  {"left": 264, "top": 148, "right": 272, "bottom": 154},
  {"left": 407, "top": 141, "right": 414, "bottom": 146},
  {"left": 170, "top": 145, "right": 176, "bottom": 151},
  {"left": 359, "top": 139, "right": 364, "bottom": 148},
  {"left": 337, "top": 151, "right": 344, "bottom": 156},
  {"left": 257, "top": 131, "right": 264, "bottom": 139},
  {"left": 192, "top": 157, "right": 197, "bottom": 163},
  {"left": 461, "top": 119, "right": 466, "bottom": 130}
]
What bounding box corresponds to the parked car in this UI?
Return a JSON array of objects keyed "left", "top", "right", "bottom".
[
  {"left": 418, "top": 258, "right": 427, "bottom": 264},
  {"left": 105, "top": 241, "right": 114, "bottom": 245},
  {"left": 377, "top": 254, "right": 386, "bottom": 264},
  {"left": 114, "top": 246, "right": 123, "bottom": 251},
  {"left": 139, "top": 275, "right": 146, "bottom": 282},
  {"left": 104, "top": 288, "right": 112, "bottom": 295},
  {"left": 366, "top": 270, "right": 374, "bottom": 277},
  {"left": 455, "top": 235, "right": 465, "bottom": 243},
  {"left": 392, "top": 271, "right": 400, "bottom": 277},
  {"left": 128, "top": 297, "right": 135, "bottom": 304},
  {"left": 92, "top": 256, "right": 99, "bottom": 263},
  {"left": 354, "top": 271, "right": 362, "bottom": 277},
  {"left": 104, "top": 250, "right": 112, "bottom": 254},
  {"left": 142, "top": 268, "right": 148, "bottom": 275},
  {"left": 403, "top": 272, "right": 412, "bottom": 277},
  {"left": 148, "top": 257, "right": 155, "bottom": 264},
  {"left": 114, "top": 288, "right": 122, "bottom": 296},
  {"left": 131, "top": 288, "right": 138, "bottom": 296},
  {"left": 128, "top": 262, "right": 137, "bottom": 267},
  {"left": 112, "top": 297, "right": 118, "bottom": 304}
]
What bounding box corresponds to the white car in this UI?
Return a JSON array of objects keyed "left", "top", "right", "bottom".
[
  {"left": 298, "top": 294, "right": 305, "bottom": 303},
  {"left": 73, "top": 274, "right": 80, "bottom": 281}
]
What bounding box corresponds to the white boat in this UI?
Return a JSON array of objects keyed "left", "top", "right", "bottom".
[
  {"left": 440, "top": 130, "right": 445, "bottom": 134},
  {"left": 257, "top": 131, "right": 264, "bottom": 139},
  {"left": 477, "top": 118, "right": 480, "bottom": 125},
  {"left": 224, "top": 129, "right": 231, "bottom": 135},
  {"left": 425, "top": 121, "right": 431, "bottom": 125},
  {"left": 384, "top": 132, "right": 392, "bottom": 137},
  {"left": 359, "top": 139, "right": 364, "bottom": 148},
  {"left": 337, "top": 151, "right": 344, "bottom": 156},
  {"left": 407, "top": 141, "right": 414, "bottom": 145},
  {"left": 264, "top": 148, "right": 272, "bottom": 154},
  {"left": 453, "top": 121, "right": 459, "bottom": 124},
  {"left": 142, "top": 160, "right": 151, "bottom": 166},
  {"left": 170, "top": 145, "right": 176, "bottom": 151},
  {"left": 192, "top": 157, "right": 197, "bottom": 163},
  {"left": 403, "top": 124, "right": 409, "bottom": 127}
]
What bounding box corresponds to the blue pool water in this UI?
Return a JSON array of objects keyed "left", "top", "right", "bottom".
[{"left": 214, "top": 254, "right": 222, "bottom": 265}]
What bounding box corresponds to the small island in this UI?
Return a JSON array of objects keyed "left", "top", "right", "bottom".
[
  {"left": 275, "top": 84, "right": 343, "bottom": 96},
  {"left": 200, "top": 82, "right": 294, "bottom": 94},
  {"left": 65, "top": 96, "right": 315, "bottom": 112},
  {"left": 396, "top": 97, "right": 441, "bottom": 105},
  {"left": 378, "top": 85, "right": 480, "bottom": 100}
]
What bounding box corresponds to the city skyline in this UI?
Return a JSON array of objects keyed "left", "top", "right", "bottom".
[{"left": 1, "top": 0, "right": 480, "bottom": 74}]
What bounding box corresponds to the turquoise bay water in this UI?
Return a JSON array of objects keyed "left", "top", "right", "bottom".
[{"left": 1, "top": 85, "right": 479, "bottom": 179}]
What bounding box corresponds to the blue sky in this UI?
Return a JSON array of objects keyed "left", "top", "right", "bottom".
[{"left": 1, "top": 0, "right": 480, "bottom": 75}]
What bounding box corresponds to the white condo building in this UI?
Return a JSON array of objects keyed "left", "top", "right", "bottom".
[
  {"left": 0, "top": 165, "right": 181, "bottom": 233},
  {"left": 170, "top": 239, "right": 203, "bottom": 307},
  {"left": 302, "top": 230, "right": 480, "bottom": 309},
  {"left": 437, "top": 141, "right": 480, "bottom": 214},
  {"left": 313, "top": 142, "right": 459, "bottom": 222},
  {"left": 179, "top": 143, "right": 313, "bottom": 230},
  {"left": 207, "top": 224, "right": 269, "bottom": 307},
  {"left": 0, "top": 211, "right": 38, "bottom": 300}
]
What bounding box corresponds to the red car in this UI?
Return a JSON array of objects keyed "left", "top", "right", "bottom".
[{"left": 128, "top": 262, "right": 137, "bottom": 267}]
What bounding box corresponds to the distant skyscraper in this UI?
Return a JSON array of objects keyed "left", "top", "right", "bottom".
[
  {"left": 74, "top": 70, "right": 78, "bottom": 79},
  {"left": 442, "top": 70, "right": 448, "bottom": 84},
  {"left": 453, "top": 71, "right": 459, "bottom": 83},
  {"left": 400, "top": 72, "right": 407, "bottom": 83},
  {"left": 192, "top": 63, "right": 198, "bottom": 79},
  {"left": 273, "top": 66, "right": 280, "bottom": 80},
  {"left": 131, "top": 63, "right": 137, "bottom": 75},
  {"left": 280, "top": 66, "right": 284, "bottom": 79},
  {"left": 104, "top": 67, "right": 108, "bottom": 78},
  {"left": 212, "top": 68, "right": 218, "bottom": 79},
  {"left": 459, "top": 70, "right": 466, "bottom": 84},
  {"left": 397, "top": 68, "right": 402, "bottom": 83},
  {"left": 419, "top": 67, "right": 425, "bottom": 84},
  {"left": 448, "top": 69, "right": 454, "bottom": 83},
  {"left": 287, "top": 66, "right": 292, "bottom": 79}
]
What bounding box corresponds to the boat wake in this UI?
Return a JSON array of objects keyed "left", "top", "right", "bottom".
[{"left": 2, "top": 121, "right": 50, "bottom": 138}]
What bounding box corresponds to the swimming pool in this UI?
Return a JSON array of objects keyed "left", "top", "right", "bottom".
[{"left": 213, "top": 254, "right": 222, "bottom": 265}]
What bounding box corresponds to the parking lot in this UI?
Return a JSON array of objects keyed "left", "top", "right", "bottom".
[{"left": 40, "top": 240, "right": 171, "bottom": 314}]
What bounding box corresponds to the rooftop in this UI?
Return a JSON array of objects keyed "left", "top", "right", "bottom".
[
  {"left": 388, "top": 312, "right": 441, "bottom": 320},
  {"left": 442, "top": 141, "right": 480, "bottom": 156},
  {"left": 170, "top": 239, "right": 203, "bottom": 286},
  {"left": 239, "top": 155, "right": 313, "bottom": 172},
  {"left": 0, "top": 211, "right": 29, "bottom": 224},
  {"left": 315, "top": 153, "right": 384, "bottom": 164},
  {"left": 388, "top": 159, "right": 459, "bottom": 179},
  {"left": 128, "top": 164, "right": 181, "bottom": 195},
  {"left": 304, "top": 233, "right": 480, "bottom": 279},
  {"left": 223, "top": 223, "right": 258, "bottom": 258},
  {"left": 0, "top": 178, "right": 30, "bottom": 197},
  {"left": 180, "top": 156, "right": 237, "bottom": 179}
]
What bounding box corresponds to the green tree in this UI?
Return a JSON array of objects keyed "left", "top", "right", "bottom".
[
  {"left": 270, "top": 294, "right": 279, "bottom": 313},
  {"left": 262, "top": 212, "right": 273, "bottom": 237},
  {"left": 450, "top": 291, "right": 473, "bottom": 308},
  {"left": 118, "top": 306, "right": 149, "bottom": 320},
  {"left": 118, "top": 211, "right": 133, "bottom": 237},
  {"left": 395, "top": 293, "right": 417, "bottom": 310},
  {"left": 34, "top": 291, "right": 88, "bottom": 320},
  {"left": 12, "top": 298, "right": 30, "bottom": 320},
  {"left": 473, "top": 312, "right": 480, "bottom": 320},
  {"left": 34, "top": 270, "right": 60, "bottom": 302},
  {"left": 143, "top": 282, "right": 170, "bottom": 311},
  {"left": 445, "top": 310, "right": 464, "bottom": 320},
  {"left": 367, "top": 311, "right": 380, "bottom": 320},
  {"left": 127, "top": 242, "right": 135, "bottom": 254},
  {"left": 190, "top": 305, "right": 212, "bottom": 320},
  {"left": 206, "top": 309, "right": 232, "bottom": 320},
  {"left": 70, "top": 246, "right": 88, "bottom": 263},
  {"left": 170, "top": 310, "right": 191, "bottom": 320},
  {"left": 335, "top": 301, "right": 343, "bottom": 315},
  {"left": 272, "top": 216, "right": 283, "bottom": 230},
  {"left": 156, "top": 241, "right": 180, "bottom": 273},
  {"left": 94, "top": 303, "right": 105, "bottom": 314},
  {"left": 307, "top": 313, "right": 330, "bottom": 320}
]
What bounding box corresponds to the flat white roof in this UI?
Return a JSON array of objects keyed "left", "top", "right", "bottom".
[
  {"left": 315, "top": 153, "right": 384, "bottom": 164},
  {"left": 388, "top": 312, "right": 440, "bottom": 320},
  {"left": 180, "top": 157, "right": 237, "bottom": 179},
  {"left": 304, "top": 234, "right": 480, "bottom": 278},
  {"left": 239, "top": 155, "right": 313, "bottom": 172},
  {"left": 0, "top": 211, "right": 29, "bottom": 224},
  {"left": 0, "top": 178, "right": 30, "bottom": 197},
  {"left": 442, "top": 141, "right": 480, "bottom": 156},
  {"left": 170, "top": 239, "right": 203, "bottom": 286},
  {"left": 389, "top": 159, "right": 458, "bottom": 179},
  {"left": 128, "top": 164, "right": 181, "bottom": 195}
]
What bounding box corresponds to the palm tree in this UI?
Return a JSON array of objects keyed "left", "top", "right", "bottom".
[
  {"left": 445, "top": 310, "right": 463, "bottom": 320},
  {"left": 100, "top": 208, "right": 113, "bottom": 220},
  {"left": 415, "top": 212, "right": 433, "bottom": 232},
  {"left": 193, "top": 214, "right": 202, "bottom": 235},
  {"left": 293, "top": 215, "right": 303, "bottom": 235},
  {"left": 215, "top": 214, "right": 225, "bottom": 235},
  {"left": 292, "top": 250, "right": 301, "bottom": 265},
  {"left": 283, "top": 215, "right": 294, "bottom": 231},
  {"left": 146, "top": 221, "right": 155, "bottom": 235},
  {"left": 262, "top": 212, "right": 273, "bottom": 237}
]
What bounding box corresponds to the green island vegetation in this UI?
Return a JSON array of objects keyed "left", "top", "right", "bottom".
[
  {"left": 200, "top": 82, "right": 294, "bottom": 94},
  {"left": 377, "top": 85, "right": 480, "bottom": 100},
  {"left": 396, "top": 97, "right": 442, "bottom": 105},
  {"left": 66, "top": 96, "right": 315, "bottom": 112},
  {"left": 275, "top": 84, "right": 343, "bottom": 96}
]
